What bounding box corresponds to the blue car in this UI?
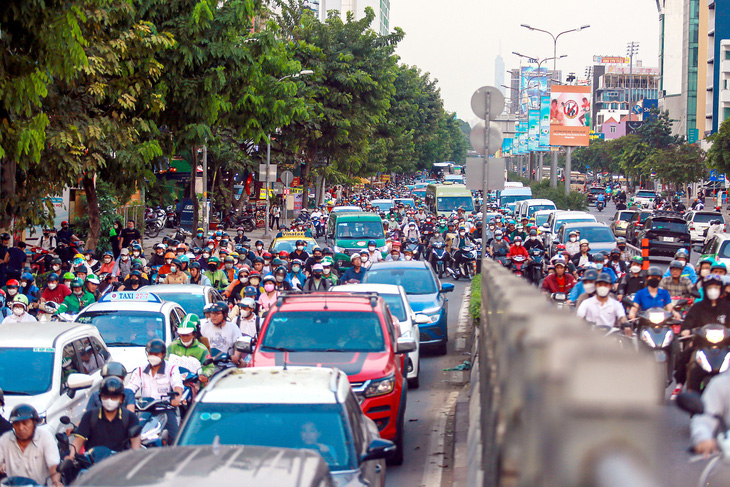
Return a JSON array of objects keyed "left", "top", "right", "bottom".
[{"left": 363, "top": 261, "right": 454, "bottom": 355}]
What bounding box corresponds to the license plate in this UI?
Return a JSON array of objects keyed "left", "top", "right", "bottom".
[
  {"left": 662, "top": 237, "right": 675, "bottom": 242},
  {"left": 654, "top": 350, "right": 667, "bottom": 362}
]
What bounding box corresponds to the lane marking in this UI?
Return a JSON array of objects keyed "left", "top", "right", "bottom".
[{"left": 421, "top": 390, "right": 460, "bottom": 487}]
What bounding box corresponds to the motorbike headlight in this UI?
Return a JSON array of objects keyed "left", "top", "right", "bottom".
[
  {"left": 696, "top": 351, "right": 713, "bottom": 373},
  {"left": 661, "top": 330, "right": 674, "bottom": 348},
  {"left": 707, "top": 329, "right": 726, "bottom": 344},
  {"left": 648, "top": 312, "right": 665, "bottom": 325},
  {"left": 141, "top": 420, "right": 163, "bottom": 442},
  {"left": 364, "top": 375, "right": 395, "bottom": 398}
]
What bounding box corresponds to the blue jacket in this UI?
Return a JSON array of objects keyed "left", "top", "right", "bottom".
[
  {"left": 662, "top": 265, "right": 697, "bottom": 284},
  {"left": 569, "top": 281, "right": 585, "bottom": 302}
]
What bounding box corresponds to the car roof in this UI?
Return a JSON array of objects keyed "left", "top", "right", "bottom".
[
  {"left": 561, "top": 221, "right": 610, "bottom": 229},
  {"left": 201, "top": 367, "right": 350, "bottom": 405},
  {"left": 367, "top": 260, "right": 431, "bottom": 270},
  {"left": 330, "top": 283, "right": 404, "bottom": 296},
  {"left": 79, "top": 300, "right": 177, "bottom": 314},
  {"left": 73, "top": 445, "right": 333, "bottom": 487},
  {"left": 0, "top": 322, "right": 101, "bottom": 348},
  {"left": 523, "top": 199, "right": 555, "bottom": 205},
  {"left": 273, "top": 292, "right": 383, "bottom": 313},
  {"left": 370, "top": 199, "right": 393, "bottom": 203},
  {"left": 553, "top": 210, "right": 592, "bottom": 217},
  {"left": 691, "top": 211, "right": 723, "bottom": 216},
  {"left": 138, "top": 284, "right": 209, "bottom": 295}
]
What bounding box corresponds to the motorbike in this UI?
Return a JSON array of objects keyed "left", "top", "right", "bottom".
[
  {"left": 144, "top": 207, "right": 167, "bottom": 238},
  {"left": 28, "top": 247, "right": 51, "bottom": 275},
  {"left": 429, "top": 241, "right": 449, "bottom": 279},
  {"left": 687, "top": 324, "right": 730, "bottom": 394},
  {"left": 452, "top": 245, "right": 477, "bottom": 280},
  {"left": 165, "top": 205, "right": 179, "bottom": 228},
  {"left": 404, "top": 237, "right": 422, "bottom": 261},
  {"left": 493, "top": 248, "right": 511, "bottom": 269},
  {"left": 136, "top": 391, "right": 186, "bottom": 448},
  {"left": 59, "top": 446, "right": 117, "bottom": 485},
  {"left": 223, "top": 210, "right": 256, "bottom": 232},
  {"left": 549, "top": 292, "right": 568, "bottom": 310},
  {"left": 596, "top": 200, "right": 605, "bottom": 212},
  {"left": 526, "top": 248, "right": 545, "bottom": 285},
  {"left": 173, "top": 227, "right": 192, "bottom": 244},
  {"left": 203, "top": 350, "right": 240, "bottom": 377},
  {"left": 510, "top": 254, "right": 528, "bottom": 278},
  {"left": 631, "top": 304, "right": 684, "bottom": 387}
]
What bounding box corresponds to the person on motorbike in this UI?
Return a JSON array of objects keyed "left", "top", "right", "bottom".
[
  {"left": 128, "top": 339, "right": 185, "bottom": 439},
  {"left": 571, "top": 239, "right": 593, "bottom": 269},
  {"left": 490, "top": 230, "right": 510, "bottom": 258},
  {"left": 55, "top": 278, "right": 95, "bottom": 315},
  {"left": 168, "top": 318, "right": 214, "bottom": 386},
  {"left": 506, "top": 236, "right": 529, "bottom": 260},
  {"left": 569, "top": 268, "right": 598, "bottom": 307},
  {"left": 523, "top": 229, "right": 545, "bottom": 252},
  {"left": 321, "top": 258, "right": 339, "bottom": 286},
  {"left": 615, "top": 237, "right": 630, "bottom": 262},
  {"left": 69, "top": 376, "right": 142, "bottom": 459},
  {"left": 607, "top": 248, "right": 628, "bottom": 279},
  {"left": 509, "top": 223, "right": 527, "bottom": 242},
  {"left": 596, "top": 192, "right": 606, "bottom": 208},
  {"left": 365, "top": 240, "right": 383, "bottom": 264},
  {"left": 659, "top": 260, "right": 695, "bottom": 298},
  {"left": 403, "top": 221, "right": 421, "bottom": 242},
  {"left": 541, "top": 258, "right": 576, "bottom": 295},
  {"left": 1, "top": 295, "right": 36, "bottom": 324},
  {"left": 341, "top": 254, "right": 367, "bottom": 283},
  {"left": 628, "top": 266, "right": 681, "bottom": 320},
  {"left": 616, "top": 256, "right": 647, "bottom": 302},
  {"left": 590, "top": 253, "right": 616, "bottom": 283},
  {"left": 577, "top": 272, "right": 627, "bottom": 329},
  {"left": 415, "top": 207, "right": 427, "bottom": 224},
  {"left": 661, "top": 249, "right": 697, "bottom": 283},
  {"left": 386, "top": 246, "right": 404, "bottom": 262},
  {"left": 204, "top": 257, "right": 229, "bottom": 291},
  {"left": 304, "top": 247, "right": 324, "bottom": 276},
  {"left": 565, "top": 231, "right": 580, "bottom": 256},
  {"left": 190, "top": 228, "right": 206, "bottom": 250}
]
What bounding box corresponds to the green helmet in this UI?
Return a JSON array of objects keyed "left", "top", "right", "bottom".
[
  {"left": 631, "top": 256, "right": 643, "bottom": 264},
  {"left": 12, "top": 294, "right": 29, "bottom": 308},
  {"left": 86, "top": 274, "right": 100, "bottom": 285},
  {"left": 70, "top": 278, "right": 84, "bottom": 289},
  {"left": 207, "top": 256, "right": 220, "bottom": 265},
  {"left": 63, "top": 272, "right": 75, "bottom": 281},
  {"left": 177, "top": 318, "right": 197, "bottom": 335},
  {"left": 185, "top": 313, "right": 200, "bottom": 326},
  {"left": 321, "top": 256, "right": 334, "bottom": 267}
]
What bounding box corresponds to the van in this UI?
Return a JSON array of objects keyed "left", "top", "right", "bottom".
[
  {"left": 326, "top": 212, "right": 387, "bottom": 268},
  {"left": 425, "top": 184, "right": 475, "bottom": 216},
  {"left": 498, "top": 187, "right": 532, "bottom": 208},
  {"left": 517, "top": 199, "right": 557, "bottom": 220},
  {"left": 444, "top": 174, "right": 464, "bottom": 184},
  {"left": 570, "top": 171, "right": 586, "bottom": 192}
]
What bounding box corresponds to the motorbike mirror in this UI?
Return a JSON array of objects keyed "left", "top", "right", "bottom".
[
  {"left": 234, "top": 336, "right": 254, "bottom": 354},
  {"left": 360, "top": 438, "right": 396, "bottom": 463},
  {"left": 60, "top": 416, "right": 72, "bottom": 425},
  {"left": 203, "top": 357, "right": 215, "bottom": 366},
  {"left": 128, "top": 424, "right": 143, "bottom": 438},
  {"left": 66, "top": 373, "right": 94, "bottom": 391},
  {"left": 621, "top": 296, "right": 635, "bottom": 309},
  {"left": 675, "top": 391, "right": 704, "bottom": 416},
  {"left": 55, "top": 432, "right": 69, "bottom": 445},
  {"left": 440, "top": 283, "right": 455, "bottom": 293},
  {"left": 674, "top": 298, "right": 689, "bottom": 307}
]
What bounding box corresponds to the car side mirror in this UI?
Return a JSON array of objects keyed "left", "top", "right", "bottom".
[
  {"left": 360, "top": 438, "right": 396, "bottom": 463},
  {"left": 440, "top": 283, "right": 454, "bottom": 293},
  {"left": 67, "top": 373, "right": 94, "bottom": 391},
  {"left": 414, "top": 314, "right": 430, "bottom": 325},
  {"left": 396, "top": 336, "right": 417, "bottom": 354},
  {"left": 235, "top": 336, "right": 254, "bottom": 354},
  {"left": 676, "top": 391, "right": 704, "bottom": 416}
]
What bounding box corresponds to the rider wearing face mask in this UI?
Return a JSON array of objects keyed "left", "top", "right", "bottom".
[
  {"left": 303, "top": 264, "right": 331, "bottom": 292},
  {"left": 39, "top": 273, "right": 71, "bottom": 312},
  {"left": 570, "top": 269, "right": 599, "bottom": 308},
  {"left": 168, "top": 318, "right": 214, "bottom": 385},
  {"left": 628, "top": 266, "right": 679, "bottom": 320},
  {"left": 258, "top": 275, "right": 280, "bottom": 315},
  {"left": 223, "top": 267, "right": 250, "bottom": 300},
  {"left": 273, "top": 266, "right": 294, "bottom": 291},
  {"left": 204, "top": 257, "right": 229, "bottom": 291},
  {"left": 577, "top": 272, "right": 627, "bottom": 329},
  {"left": 659, "top": 260, "right": 694, "bottom": 298},
  {"left": 55, "top": 279, "right": 95, "bottom": 315},
  {"left": 163, "top": 258, "right": 187, "bottom": 285},
  {"left": 589, "top": 253, "right": 616, "bottom": 285},
  {"left": 565, "top": 231, "right": 580, "bottom": 256},
  {"left": 608, "top": 248, "right": 628, "bottom": 277},
  {"left": 69, "top": 377, "right": 142, "bottom": 459},
  {"left": 616, "top": 256, "right": 647, "bottom": 302},
  {"left": 523, "top": 229, "right": 545, "bottom": 252},
  {"left": 1, "top": 295, "right": 37, "bottom": 324}
]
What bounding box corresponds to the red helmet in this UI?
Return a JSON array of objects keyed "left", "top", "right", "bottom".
[
  {"left": 6, "top": 279, "right": 19, "bottom": 287},
  {"left": 262, "top": 252, "right": 272, "bottom": 259},
  {"left": 556, "top": 244, "right": 566, "bottom": 251},
  {"left": 279, "top": 251, "right": 289, "bottom": 258},
  {"left": 513, "top": 236, "right": 522, "bottom": 243}
]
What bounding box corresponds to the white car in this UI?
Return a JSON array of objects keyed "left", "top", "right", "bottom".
[
  {"left": 633, "top": 190, "right": 658, "bottom": 207},
  {"left": 0, "top": 322, "right": 112, "bottom": 431},
  {"left": 75, "top": 291, "right": 186, "bottom": 371},
  {"left": 684, "top": 210, "right": 725, "bottom": 244},
  {"left": 330, "top": 283, "right": 425, "bottom": 388},
  {"left": 138, "top": 284, "right": 224, "bottom": 317}
]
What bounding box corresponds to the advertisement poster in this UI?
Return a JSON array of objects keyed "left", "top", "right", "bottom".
[
  {"left": 528, "top": 110, "right": 539, "bottom": 151},
  {"left": 502, "top": 137, "right": 513, "bottom": 156},
  {"left": 519, "top": 66, "right": 548, "bottom": 116},
  {"left": 517, "top": 121, "right": 529, "bottom": 154},
  {"left": 512, "top": 135, "right": 519, "bottom": 155},
  {"left": 540, "top": 95, "right": 551, "bottom": 149},
  {"left": 548, "top": 85, "right": 591, "bottom": 146}
]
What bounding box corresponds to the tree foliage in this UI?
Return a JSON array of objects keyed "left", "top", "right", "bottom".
[{"left": 708, "top": 116, "right": 730, "bottom": 174}]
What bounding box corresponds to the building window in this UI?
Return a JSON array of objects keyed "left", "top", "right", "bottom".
[
  {"left": 725, "top": 50, "right": 730, "bottom": 60},
  {"left": 610, "top": 126, "right": 616, "bottom": 133}
]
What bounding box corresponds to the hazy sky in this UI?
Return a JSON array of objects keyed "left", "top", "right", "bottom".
[{"left": 389, "top": 0, "right": 661, "bottom": 123}]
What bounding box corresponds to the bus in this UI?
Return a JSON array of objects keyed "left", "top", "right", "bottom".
[
  {"left": 425, "top": 184, "right": 475, "bottom": 216},
  {"left": 570, "top": 171, "right": 586, "bottom": 192}
]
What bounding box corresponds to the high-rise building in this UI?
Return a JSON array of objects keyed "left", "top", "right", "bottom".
[
  {"left": 320, "top": 0, "right": 390, "bottom": 34},
  {"left": 495, "top": 55, "right": 505, "bottom": 97},
  {"left": 706, "top": 0, "right": 730, "bottom": 134},
  {"left": 591, "top": 62, "right": 661, "bottom": 131}
]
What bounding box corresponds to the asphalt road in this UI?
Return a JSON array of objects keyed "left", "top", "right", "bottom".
[{"left": 589, "top": 201, "right": 705, "bottom": 486}]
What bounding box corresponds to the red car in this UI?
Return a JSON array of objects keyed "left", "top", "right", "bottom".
[{"left": 242, "top": 292, "right": 416, "bottom": 465}]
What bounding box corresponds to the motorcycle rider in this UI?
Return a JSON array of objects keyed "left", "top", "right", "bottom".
[
  {"left": 55, "top": 278, "right": 95, "bottom": 315},
  {"left": 190, "top": 228, "right": 207, "bottom": 249},
  {"left": 596, "top": 192, "right": 606, "bottom": 209},
  {"left": 616, "top": 256, "right": 647, "bottom": 302},
  {"left": 565, "top": 231, "right": 580, "bottom": 256},
  {"left": 659, "top": 260, "right": 695, "bottom": 298},
  {"left": 577, "top": 272, "right": 627, "bottom": 329},
  {"left": 1, "top": 295, "right": 36, "bottom": 324},
  {"left": 490, "top": 230, "right": 510, "bottom": 258},
  {"left": 523, "top": 229, "right": 545, "bottom": 252},
  {"left": 69, "top": 376, "right": 142, "bottom": 458},
  {"left": 662, "top": 249, "right": 697, "bottom": 283},
  {"left": 506, "top": 236, "right": 529, "bottom": 260},
  {"left": 341, "top": 254, "right": 367, "bottom": 283},
  {"left": 615, "top": 237, "right": 630, "bottom": 262},
  {"left": 128, "top": 339, "right": 185, "bottom": 439},
  {"left": 0, "top": 404, "right": 62, "bottom": 487},
  {"left": 540, "top": 258, "right": 576, "bottom": 295},
  {"left": 607, "top": 248, "right": 628, "bottom": 278},
  {"left": 168, "top": 318, "right": 214, "bottom": 385},
  {"left": 628, "top": 266, "right": 681, "bottom": 320},
  {"left": 204, "top": 257, "right": 229, "bottom": 291},
  {"left": 568, "top": 268, "right": 598, "bottom": 304},
  {"left": 590, "top": 253, "right": 616, "bottom": 283},
  {"left": 403, "top": 221, "right": 421, "bottom": 242},
  {"left": 365, "top": 240, "right": 383, "bottom": 264},
  {"left": 234, "top": 227, "right": 248, "bottom": 246},
  {"left": 303, "top": 264, "right": 331, "bottom": 292}
]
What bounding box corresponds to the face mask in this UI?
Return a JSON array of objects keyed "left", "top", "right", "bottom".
[
  {"left": 264, "top": 283, "right": 275, "bottom": 292},
  {"left": 631, "top": 265, "right": 641, "bottom": 274},
  {"left": 170, "top": 266, "right": 177, "bottom": 273},
  {"left": 496, "top": 236, "right": 502, "bottom": 241},
  {"left": 313, "top": 272, "right": 323, "bottom": 279},
  {"left": 73, "top": 289, "right": 83, "bottom": 296},
  {"left": 707, "top": 288, "right": 722, "bottom": 301},
  {"left": 215, "top": 236, "right": 221, "bottom": 241},
  {"left": 240, "top": 276, "right": 249, "bottom": 284},
  {"left": 595, "top": 263, "right": 603, "bottom": 270},
  {"left": 12, "top": 307, "right": 24, "bottom": 316},
  {"left": 208, "top": 245, "right": 215, "bottom": 250},
  {"left": 133, "top": 252, "right": 140, "bottom": 257},
  {"left": 647, "top": 278, "right": 661, "bottom": 288},
  {"left": 701, "top": 268, "right": 711, "bottom": 277},
  {"left": 48, "top": 282, "right": 58, "bottom": 290},
  {"left": 583, "top": 283, "right": 596, "bottom": 294},
  {"left": 530, "top": 236, "right": 537, "bottom": 240},
  {"left": 104, "top": 257, "right": 112, "bottom": 264},
  {"left": 225, "top": 263, "right": 233, "bottom": 270},
  {"left": 121, "top": 255, "right": 129, "bottom": 261},
  {"left": 369, "top": 246, "right": 376, "bottom": 252},
  {"left": 256, "top": 245, "right": 263, "bottom": 251},
  {"left": 250, "top": 279, "right": 260, "bottom": 286},
  {"left": 202, "top": 253, "right": 210, "bottom": 259},
  {"left": 148, "top": 355, "right": 162, "bottom": 366},
  {"left": 101, "top": 398, "right": 121, "bottom": 412},
  {"left": 180, "top": 336, "right": 194, "bottom": 347},
  {"left": 489, "top": 226, "right": 495, "bottom": 230},
  {"left": 297, "top": 246, "right": 304, "bottom": 251},
  {"left": 569, "top": 236, "right": 577, "bottom": 242},
  {"left": 53, "top": 265, "right": 61, "bottom": 272},
  {"left": 324, "top": 268, "right": 331, "bottom": 275},
  {"left": 292, "top": 265, "right": 301, "bottom": 273},
  {"left": 405, "top": 255, "right": 412, "bottom": 261},
  {"left": 197, "top": 233, "right": 203, "bottom": 238},
  {"left": 264, "top": 259, "right": 271, "bottom": 265},
  {"left": 275, "top": 275, "right": 284, "bottom": 282},
  {"left": 596, "top": 286, "right": 611, "bottom": 297},
  {"left": 208, "top": 265, "right": 217, "bottom": 271},
  {"left": 611, "top": 255, "right": 619, "bottom": 261},
  {"left": 460, "top": 232, "right": 466, "bottom": 236},
  {"left": 515, "top": 242, "right": 521, "bottom": 247}
]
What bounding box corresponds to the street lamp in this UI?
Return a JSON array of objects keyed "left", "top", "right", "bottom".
[
  {"left": 627, "top": 41, "right": 640, "bottom": 119},
  {"left": 520, "top": 24, "right": 590, "bottom": 190},
  {"left": 264, "top": 69, "right": 314, "bottom": 238}
]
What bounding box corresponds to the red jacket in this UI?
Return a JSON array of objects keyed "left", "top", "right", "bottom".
[
  {"left": 541, "top": 273, "right": 576, "bottom": 294},
  {"left": 507, "top": 244, "right": 529, "bottom": 259}
]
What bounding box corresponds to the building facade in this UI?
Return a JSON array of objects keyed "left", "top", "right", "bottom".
[
  {"left": 592, "top": 64, "right": 660, "bottom": 132},
  {"left": 319, "top": 0, "right": 390, "bottom": 34},
  {"left": 706, "top": 0, "right": 730, "bottom": 134}
]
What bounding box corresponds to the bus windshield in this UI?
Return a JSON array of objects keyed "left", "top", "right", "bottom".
[{"left": 437, "top": 196, "right": 474, "bottom": 212}]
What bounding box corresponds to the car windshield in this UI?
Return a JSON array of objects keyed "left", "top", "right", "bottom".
[
  {"left": 651, "top": 219, "right": 688, "bottom": 233},
  {"left": 0, "top": 348, "right": 55, "bottom": 395},
  {"left": 555, "top": 217, "right": 594, "bottom": 230},
  {"left": 499, "top": 195, "right": 529, "bottom": 205},
  {"left": 563, "top": 226, "right": 614, "bottom": 243},
  {"left": 335, "top": 221, "right": 384, "bottom": 240},
  {"left": 261, "top": 311, "right": 385, "bottom": 352},
  {"left": 636, "top": 191, "right": 656, "bottom": 198},
  {"left": 151, "top": 292, "right": 205, "bottom": 316},
  {"left": 639, "top": 212, "right": 652, "bottom": 222},
  {"left": 616, "top": 211, "right": 634, "bottom": 222},
  {"left": 178, "top": 402, "right": 353, "bottom": 470},
  {"left": 693, "top": 213, "right": 724, "bottom": 224},
  {"left": 535, "top": 213, "right": 550, "bottom": 226},
  {"left": 370, "top": 201, "right": 392, "bottom": 211},
  {"left": 528, "top": 205, "right": 555, "bottom": 216},
  {"left": 76, "top": 310, "right": 166, "bottom": 346},
  {"left": 380, "top": 293, "right": 407, "bottom": 321},
  {"left": 272, "top": 239, "right": 317, "bottom": 253},
  {"left": 589, "top": 188, "right": 605, "bottom": 194},
  {"left": 363, "top": 267, "right": 437, "bottom": 295},
  {"left": 437, "top": 196, "right": 474, "bottom": 211}
]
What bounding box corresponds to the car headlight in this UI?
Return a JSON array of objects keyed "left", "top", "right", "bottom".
[
  {"left": 333, "top": 245, "right": 344, "bottom": 253},
  {"left": 364, "top": 375, "right": 395, "bottom": 398}
]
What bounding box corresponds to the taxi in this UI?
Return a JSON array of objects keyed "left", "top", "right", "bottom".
[
  {"left": 138, "top": 284, "right": 224, "bottom": 317},
  {"left": 75, "top": 291, "right": 186, "bottom": 371},
  {"left": 0, "top": 322, "right": 111, "bottom": 432},
  {"left": 269, "top": 231, "right": 319, "bottom": 254}
]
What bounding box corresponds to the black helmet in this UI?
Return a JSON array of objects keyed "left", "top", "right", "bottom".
[
  {"left": 595, "top": 272, "right": 612, "bottom": 284},
  {"left": 99, "top": 376, "right": 125, "bottom": 397},
  {"left": 647, "top": 266, "right": 663, "bottom": 277},
  {"left": 9, "top": 404, "right": 40, "bottom": 424},
  {"left": 145, "top": 338, "right": 167, "bottom": 355},
  {"left": 100, "top": 361, "right": 127, "bottom": 379},
  {"left": 210, "top": 301, "right": 229, "bottom": 316},
  {"left": 255, "top": 240, "right": 264, "bottom": 247}
]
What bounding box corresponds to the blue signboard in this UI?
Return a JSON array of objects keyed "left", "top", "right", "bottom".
[
  {"left": 642, "top": 99, "right": 658, "bottom": 121},
  {"left": 709, "top": 169, "right": 725, "bottom": 182},
  {"left": 180, "top": 197, "right": 195, "bottom": 231},
  {"left": 688, "top": 128, "right": 699, "bottom": 144}
]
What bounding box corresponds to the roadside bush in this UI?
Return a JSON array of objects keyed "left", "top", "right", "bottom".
[
  {"left": 469, "top": 275, "right": 481, "bottom": 324},
  {"left": 505, "top": 172, "right": 587, "bottom": 211}
]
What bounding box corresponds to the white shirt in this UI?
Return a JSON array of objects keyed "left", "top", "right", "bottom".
[
  {"left": 0, "top": 428, "right": 60, "bottom": 485},
  {"left": 200, "top": 320, "right": 242, "bottom": 354},
  {"left": 1, "top": 312, "right": 38, "bottom": 324},
  {"left": 237, "top": 313, "right": 258, "bottom": 338},
  {"left": 577, "top": 295, "right": 626, "bottom": 328},
  {"left": 128, "top": 361, "right": 183, "bottom": 401}
]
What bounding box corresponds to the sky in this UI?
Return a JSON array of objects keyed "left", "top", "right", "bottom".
[{"left": 389, "top": 0, "right": 661, "bottom": 124}]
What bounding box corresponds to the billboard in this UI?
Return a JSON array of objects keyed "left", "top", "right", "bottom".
[
  {"left": 549, "top": 85, "right": 591, "bottom": 147},
  {"left": 528, "top": 110, "right": 539, "bottom": 151},
  {"left": 539, "top": 95, "right": 551, "bottom": 149},
  {"left": 519, "top": 66, "right": 548, "bottom": 116},
  {"left": 642, "top": 98, "right": 658, "bottom": 121},
  {"left": 592, "top": 55, "right": 630, "bottom": 64},
  {"left": 502, "top": 137, "right": 513, "bottom": 156}
]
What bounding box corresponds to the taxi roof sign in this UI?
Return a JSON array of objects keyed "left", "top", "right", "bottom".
[
  {"left": 281, "top": 231, "right": 307, "bottom": 237},
  {"left": 99, "top": 291, "right": 162, "bottom": 304}
]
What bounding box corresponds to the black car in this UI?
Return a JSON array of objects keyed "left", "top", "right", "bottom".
[
  {"left": 625, "top": 210, "right": 654, "bottom": 246},
  {"left": 635, "top": 211, "right": 691, "bottom": 257}
]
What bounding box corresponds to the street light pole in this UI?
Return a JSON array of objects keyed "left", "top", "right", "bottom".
[
  {"left": 627, "top": 41, "right": 640, "bottom": 121},
  {"left": 520, "top": 24, "right": 590, "bottom": 189}
]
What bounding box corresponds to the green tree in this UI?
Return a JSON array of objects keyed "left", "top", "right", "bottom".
[
  {"left": 641, "top": 143, "right": 707, "bottom": 194},
  {"left": 707, "top": 117, "right": 730, "bottom": 174}
]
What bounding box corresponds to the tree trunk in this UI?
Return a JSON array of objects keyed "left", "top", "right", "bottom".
[
  {"left": 83, "top": 173, "right": 101, "bottom": 250},
  {"left": 300, "top": 159, "right": 312, "bottom": 210},
  {"left": 0, "top": 158, "right": 17, "bottom": 228},
  {"left": 190, "top": 145, "right": 198, "bottom": 230}
]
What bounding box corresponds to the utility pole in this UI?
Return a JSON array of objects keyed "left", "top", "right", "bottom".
[
  {"left": 202, "top": 144, "right": 208, "bottom": 232},
  {"left": 627, "top": 41, "right": 640, "bottom": 120}
]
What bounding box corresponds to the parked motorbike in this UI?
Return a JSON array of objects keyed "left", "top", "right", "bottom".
[
  {"left": 28, "top": 247, "right": 51, "bottom": 275},
  {"left": 687, "top": 324, "right": 730, "bottom": 394},
  {"left": 144, "top": 207, "right": 167, "bottom": 238},
  {"left": 165, "top": 205, "right": 179, "bottom": 228},
  {"left": 429, "top": 241, "right": 449, "bottom": 279}
]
